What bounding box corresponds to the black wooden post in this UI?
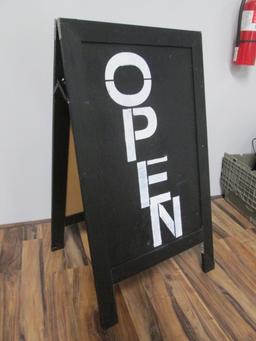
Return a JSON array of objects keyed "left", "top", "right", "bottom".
[
  {"left": 89, "top": 237, "right": 118, "bottom": 328},
  {"left": 191, "top": 38, "right": 215, "bottom": 273},
  {"left": 51, "top": 25, "right": 70, "bottom": 251},
  {"left": 202, "top": 217, "right": 215, "bottom": 272}
]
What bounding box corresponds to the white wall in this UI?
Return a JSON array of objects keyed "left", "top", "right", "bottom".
[{"left": 0, "top": 0, "right": 256, "bottom": 224}]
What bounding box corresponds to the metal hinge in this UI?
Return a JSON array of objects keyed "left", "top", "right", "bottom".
[{"left": 54, "top": 78, "right": 70, "bottom": 104}]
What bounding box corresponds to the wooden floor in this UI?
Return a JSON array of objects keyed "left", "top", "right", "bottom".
[{"left": 1, "top": 198, "right": 256, "bottom": 340}]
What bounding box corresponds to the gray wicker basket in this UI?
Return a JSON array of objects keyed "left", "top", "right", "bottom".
[{"left": 221, "top": 153, "right": 256, "bottom": 223}]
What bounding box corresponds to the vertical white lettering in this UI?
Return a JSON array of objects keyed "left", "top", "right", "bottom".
[{"left": 104, "top": 52, "right": 183, "bottom": 248}]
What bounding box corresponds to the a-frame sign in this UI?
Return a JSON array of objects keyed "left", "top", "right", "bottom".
[{"left": 51, "top": 18, "right": 214, "bottom": 329}]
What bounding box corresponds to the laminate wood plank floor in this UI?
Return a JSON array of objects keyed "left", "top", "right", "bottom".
[{"left": 1, "top": 198, "right": 256, "bottom": 340}]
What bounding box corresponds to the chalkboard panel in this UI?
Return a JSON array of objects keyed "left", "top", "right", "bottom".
[{"left": 51, "top": 18, "right": 214, "bottom": 329}]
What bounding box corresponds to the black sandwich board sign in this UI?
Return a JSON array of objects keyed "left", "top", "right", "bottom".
[{"left": 51, "top": 18, "right": 214, "bottom": 329}]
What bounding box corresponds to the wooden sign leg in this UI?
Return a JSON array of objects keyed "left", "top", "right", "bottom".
[
  {"left": 92, "top": 262, "right": 118, "bottom": 329},
  {"left": 201, "top": 221, "right": 215, "bottom": 273},
  {"left": 51, "top": 84, "right": 70, "bottom": 250}
]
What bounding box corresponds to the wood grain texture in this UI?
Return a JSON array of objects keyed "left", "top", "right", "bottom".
[
  {"left": 0, "top": 272, "right": 20, "bottom": 341},
  {"left": 64, "top": 224, "right": 88, "bottom": 269},
  {"left": 20, "top": 239, "right": 46, "bottom": 341},
  {"left": 66, "top": 128, "right": 83, "bottom": 216},
  {"left": 120, "top": 274, "right": 163, "bottom": 341},
  {"left": 1, "top": 199, "right": 256, "bottom": 340},
  {"left": 0, "top": 227, "right": 22, "bottom": 274},
  {"left": 157, "top": 260, "right": 227, "bottom": 341}
]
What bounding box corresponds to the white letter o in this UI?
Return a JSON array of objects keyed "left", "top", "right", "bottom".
[{"left": 105, "top": 52, "right": 152, "bottom": 107}]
